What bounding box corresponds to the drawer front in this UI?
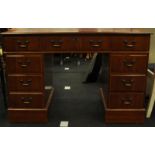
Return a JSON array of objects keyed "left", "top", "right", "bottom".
[
  {"left": 105, "top": 110, "right": 145, "bottom": 123},
  {"left": 8, "top": 93, "right": 45, "bottom": 108},
  {"left": 40, "top": 36, "right": 77, "bottom": 51},
  {"left": 3, "top": 36, "right": 40, "bottom": 51},
  {"left": 7, "top": 75, "right": 44, "bottom": 92},
  {"left": 108, "top": 92, "right": 144, "bottom": 109},
  {"left": 111, "top": 35, "right": 150, "bottom": 51},
  {"left": 5, "top": 55, "right": 43, "bottom": 74},
  {"left": 81, "top": 36, "right": 111, "bottom": 51},
  {"left": 110, "top": 54, "right": 148, "bottom": 74},
  {"left": 110, "top": 75, "right": 146, "bottom": 91}
]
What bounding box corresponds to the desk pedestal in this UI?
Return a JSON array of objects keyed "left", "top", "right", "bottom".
[{"left": 100, "top": 88, "right": 145, "bottom": 123}]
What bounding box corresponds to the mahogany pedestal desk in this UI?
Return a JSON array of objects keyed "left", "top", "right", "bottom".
[{"left": 1, "top": 28, "right": 151, "bottom": 123}]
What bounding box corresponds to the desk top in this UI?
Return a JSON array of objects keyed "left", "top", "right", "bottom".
[{"left": 2, "top": 28, "right": 151, "bottom": 35}]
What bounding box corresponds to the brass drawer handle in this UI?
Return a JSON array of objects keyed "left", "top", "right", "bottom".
[
  {"left": 126, "top": 63, "right": 134, "bottom": 67},
  {"left": 123, "top": 100, "right": 132, "bottom": 105},
  {"left": 91, "top": 44, "right": 100, "bottom": 47},
  {"left": 17, "top": 40, "right": 30, "bottom": 48},
  {"left": 19, "top": 44, "right": 27, "bottom": 48},
  {"left": 89, "top": 40, "right": 103, "bottom": 47},
  {"left": 17, "top": 40, "right": 29, "bottom": 43},
  {"left": 123, "top": 40, "right": 136, "bottom": 48},
  {"left": 126, "top": 44, "right": 134, "bottom": 48},
  {"left": 23, "top": 101, "right": 31, "bottom": 104},
  {"left": 18, "top": 60, "right": 31, "bottom": 68},
  {"left": 50, "top": 40, "right": 63, "bottom": 47},
  {"left": 20, "top": 64, "right": 28, "bottom": 68},
  {"left": 21, "top": 97, "right": 32, "bottom": 104},
  {"left": 121, "top": 79, "right": 134, "bottom": 87},
  {"left": 123, "top": 60, "right": 136, "bottom": 67},
  {"left": 52, "top": 44, "right": 61, "bottom": 47},
  {"left": 124, "top": 83, "right": 132, "bottom": 87},
  {"left": 121, "top": 98, "right": 133, "bottom": 105},
  {"left": 20, "top": 79, "right": 32, "bottom": 86}
]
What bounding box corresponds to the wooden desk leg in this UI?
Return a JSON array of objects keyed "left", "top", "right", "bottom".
[{"left": 146, "top": 79, "right": 155, "bottom": 118}]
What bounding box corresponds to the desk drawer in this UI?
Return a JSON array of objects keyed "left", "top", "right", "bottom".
[
  {"left": 110, "top": 75, "right": 146, "bottom": 91},
  {"left": 7, "top": 75, "right": 44, "bottom": 92},
  {"left": 3, "top": 36, "right": 40, "bottom": 51},
  {"left": 6, "top": 55, "right": 43, "bottom": 74},
  {"left": 110, "top": 54, "right": 148, "bottom": 74},
  {"left": 8, "top": 93, "right": 45, "bottom": 108},
  {"left": 40, "top": 36, "right": 77, "bottom": 51},
  {"left": 81, "top": 36, "right": 111, "bottom": 51},
  {"left": 108, "top": 92, "right": 144, "bottom": 109},
  {"left": 111, "top": 35, "right": 150, "bottom": 51}
]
